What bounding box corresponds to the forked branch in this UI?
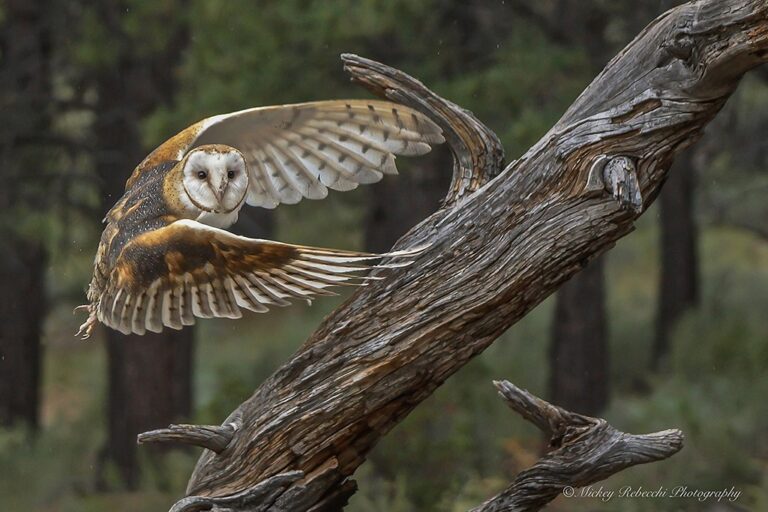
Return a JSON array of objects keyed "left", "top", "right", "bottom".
[{"left": 471, "top": 381, "right": 683, "bottom": 511}]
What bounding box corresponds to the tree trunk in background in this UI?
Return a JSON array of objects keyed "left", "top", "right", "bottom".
[
  {"left": 105, "top": 331, "right": 193, "bottom": 487},
  {"left": 94, "top": 85, "right": 195, "bottom": 488},
  {"left": 0, "top": 235, "right": 46, "bottom": 429},
  {"left": 0, "top": 0, "right": 52, "bottom": 431},
  {"left": 548, "top": 1, "right": 611, "bottom": 414},
  {"left": 364, "top": 150, "right": 450, "bottom": 252},
  {"left": 549, "top": 263, "right": 608, "bottom": 415},
  {"left": 548, "top": 259, "right": 608, "bottom": 415},
  {"left": 653, "top": 151, "right": 699, "bottom": 369},
  {"left": 87, "top": 2, "right": 192, "bottom": 488},
  {"left": 231, "top": 208, "right": 275, "bottom": 239}
]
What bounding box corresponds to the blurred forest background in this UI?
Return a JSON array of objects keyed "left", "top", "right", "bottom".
[{"left": 1, "top": 0, "right": 767, "bottom": 510}]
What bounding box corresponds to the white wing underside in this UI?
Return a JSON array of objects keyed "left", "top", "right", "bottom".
[{"left": 189, "top": 100, "right": 444, "bottom": 209}]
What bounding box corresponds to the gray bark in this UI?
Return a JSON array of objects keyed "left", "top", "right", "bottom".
[{"left": 140, "top": 1, "right": 768, "bottom": 510}]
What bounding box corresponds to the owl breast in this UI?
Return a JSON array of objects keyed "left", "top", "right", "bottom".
[{"left": 195, "top": 209, "right": 241, "bottom": 229}]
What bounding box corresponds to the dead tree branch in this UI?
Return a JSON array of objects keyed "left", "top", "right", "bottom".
[
  {"left": 141, "top": 1, "right": 768, "bottom": 510},
  {"left": 138, "top": 423, "right": 238, "bottom": 454},
  {"left": 471, "top": 381, "right": 683, "bottom": 511}
]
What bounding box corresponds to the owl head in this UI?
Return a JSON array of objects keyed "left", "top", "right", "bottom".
[{"left": 181, "top": 145, "right": 249, "bottom": 213}]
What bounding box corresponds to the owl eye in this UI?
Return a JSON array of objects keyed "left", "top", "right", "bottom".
[
  {"left": 227, "top": 170, "right": 236, "bottom": 179},
  {"left": 197, "top": 171, "right": 207, "bottom": 180}
]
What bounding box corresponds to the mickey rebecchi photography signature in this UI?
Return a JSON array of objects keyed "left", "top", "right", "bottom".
[{"left": 562, "top": 485, "right": 742, "bottom": 503}]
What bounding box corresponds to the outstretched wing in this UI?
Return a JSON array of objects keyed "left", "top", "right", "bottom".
[
  {"left": 131, "top": 100, "right": 444, "bottom": 208},
  {"left": 97, "top": 219, "right": 411, "bottom": 335}
]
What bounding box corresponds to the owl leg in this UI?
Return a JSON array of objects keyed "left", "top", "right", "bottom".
[{"left": 74, "top": 304, "right": 97, "bottom": 340}]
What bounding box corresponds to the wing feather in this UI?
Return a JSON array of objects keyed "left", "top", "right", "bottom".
[
  {"left": 96, "top": 219, "right": 422, "bottom": 335},
  {"left": 278, "top": 135, "right": 364, "bottom": 189},
  {"left": 193, "top": 281, "right": 214, "bottom": 318},
  {"left": 145, "top": 280, "right": 163, "bottom": 333},
  {"left": 164, "top": 287, "right": 183, "bottom": 330},
  {"left": 250, "top": 148, "right": 283, "bottom": 208},
  {"left": 232, "top": 275, "right": 269, "bottom": 313},
  {"left": 131, "top": 292, "right": 147, "bottom": 335},
  {"left": 285, "top": 130, "right": 386, "bottom": 184},
  {"left": 180, "top": 275, "right": 196, "bottom": 325}
]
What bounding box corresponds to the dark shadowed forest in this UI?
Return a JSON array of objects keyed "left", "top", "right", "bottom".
[{"left": 1, "top": 1, "right": 767, "bottom": 510}]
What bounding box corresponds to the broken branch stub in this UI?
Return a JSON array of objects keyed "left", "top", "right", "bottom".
[{"left": 138, "top": 423, "right": 238, "bottom": 454}]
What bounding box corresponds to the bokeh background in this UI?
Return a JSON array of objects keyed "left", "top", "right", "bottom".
[{"left": 1, "top": 1, "right": 767, "bottom": 510}]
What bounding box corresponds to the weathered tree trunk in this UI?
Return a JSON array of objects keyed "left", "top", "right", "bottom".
[
  {"left": 549, "top": 258, "right": 608, "bottom": 415},
  {"left": 653, "top": 150, "right": 700, "bottom": 369},
  {"left": 86, "top": 1, "right": 193, "bottom": 488},
  {"left": 138, "top": 1, "right": 767, "bottom": 510},
  {"left": 0, "top": 0, "right": 52, "bottom": 431}
]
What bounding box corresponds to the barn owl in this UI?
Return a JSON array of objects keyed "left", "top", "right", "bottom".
[{"left": 76, "top": 100, "right": 443, "bottom": 338}]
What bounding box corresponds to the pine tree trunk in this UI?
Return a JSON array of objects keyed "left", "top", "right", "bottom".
[
  {"left": 88, "top": 4, "right": 192, "bottom": 485},
  {"left": 0, "top": 235, "right": 46, "bottom": 429},
  {"left": 0, "top": 0, "right": 52, "bottom": 431},
  {"left": 94, "top": 102, "right": 195, "bottom": 489},
  {"left": 653, "top": 151, "right": 699, "bottom": 369},
  {"left": 548, "top": 258, "right": 608, "bottom": 415},
  {"left": 104, "top": 330, "right": 193, "bottom": 487}
]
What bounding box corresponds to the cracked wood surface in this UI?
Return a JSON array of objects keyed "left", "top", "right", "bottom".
[{"left": 168, "top": 1, "right": 768, "bottom": 509}]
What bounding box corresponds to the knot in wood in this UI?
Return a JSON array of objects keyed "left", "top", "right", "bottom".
[{"left": 586, "top": 155, "right": 643, "bottom": 213}]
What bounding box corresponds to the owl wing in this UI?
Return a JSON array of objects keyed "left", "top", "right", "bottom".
[
  {"left": 97, "top": 219, "right": 414, "bottom": 335},
  {"left": 131, "top": 100, "right": 444, "bottom": 208}
]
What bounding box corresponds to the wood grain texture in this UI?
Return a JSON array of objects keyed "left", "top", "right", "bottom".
[{"left": 150, "top": 1, "right": 768, "bottom": 510}]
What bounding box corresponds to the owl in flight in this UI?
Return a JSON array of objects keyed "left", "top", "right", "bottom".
[{"left": 76, "top": 100, "right": 443, "bottom": 338}]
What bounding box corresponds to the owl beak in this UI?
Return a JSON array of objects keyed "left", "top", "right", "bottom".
[{"left": 215, "top": 176, "right": 227, "bottom": 203}]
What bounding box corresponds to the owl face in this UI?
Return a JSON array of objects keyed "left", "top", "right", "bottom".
[{"left": 181, "top": 145, "right": 248, "bottom": 213}]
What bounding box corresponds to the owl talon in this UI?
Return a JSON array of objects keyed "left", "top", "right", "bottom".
[{"left": 75, "top": 305, "right": 97, "bottom": 340}]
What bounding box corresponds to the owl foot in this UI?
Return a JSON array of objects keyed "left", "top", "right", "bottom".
[{"left": 74, "top": 304, "right": 96, "bottom": 340}]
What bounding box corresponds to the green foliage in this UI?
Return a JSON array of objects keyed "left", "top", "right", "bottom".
[{"left": 70, "top": 0, "right": 188, "bottom": 70}]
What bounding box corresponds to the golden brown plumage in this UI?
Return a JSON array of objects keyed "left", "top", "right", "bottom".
[{"left": 77, "top": 100, "right": 443, "bottom": 338}]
